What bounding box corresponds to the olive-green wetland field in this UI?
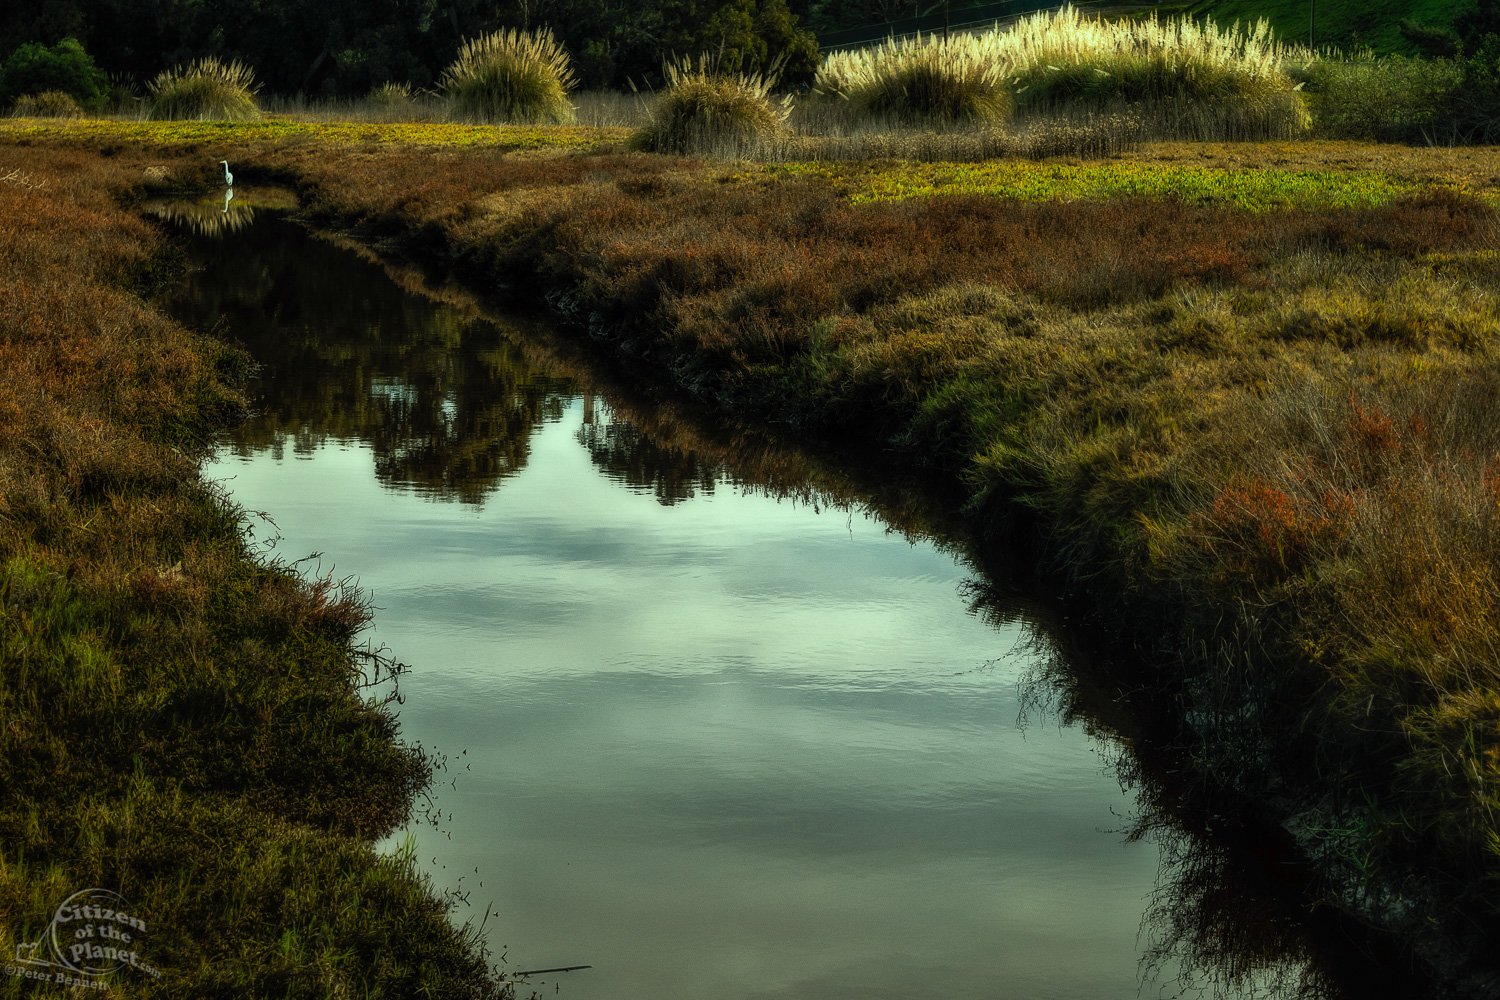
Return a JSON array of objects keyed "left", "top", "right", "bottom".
[{"left": 3, "top": 13, "right": 1500, "bottom": 998}]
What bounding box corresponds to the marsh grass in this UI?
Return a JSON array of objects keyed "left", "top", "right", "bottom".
[
  {"left": 10, "top": 122, "right": 1500, "bottom": 987},
  {"left": 9, "top": 90, "right": 84, "bottom": 118},
  {"left": 816, "top": 31, "right": 1014, "bottom": 126},
  {"left": 632, "top": 54, "right": 790, "bottom": 155},
  {"left": 441, "top": 27, "right": 576, "bottom": 125},
  {"left": 147, "top": 57, "right": 261, "bottom": 121}
]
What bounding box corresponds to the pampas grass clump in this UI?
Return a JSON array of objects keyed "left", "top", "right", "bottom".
[
  {"left": 999, "top": 6, "right": 1309, "bottom": 137},
  {"left": 817, "top": 32, "right": 1013, "bottom": 125},
  {"left": 441, "top": 28, "right": 575, "bottom": 124},
  {"left": 634, "top": 55, "right": 791, "bottom": 155},
  {"left": 10, "top": 90, "right": 85, "bottom": 118},
  {"left": 147, "top": 57, "right": 260, "bottom": 121},
  {"left": 370, "top": 81, "right": 415, "bottom": 107}
]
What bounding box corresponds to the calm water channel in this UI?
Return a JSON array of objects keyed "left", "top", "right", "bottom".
[{"left": 155, "top": 201, "right": 1387, "bottom": 1000}]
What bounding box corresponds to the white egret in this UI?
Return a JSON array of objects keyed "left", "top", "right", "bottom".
[{"left": 221, "top": 160, "right": 233, "bottom": 186}]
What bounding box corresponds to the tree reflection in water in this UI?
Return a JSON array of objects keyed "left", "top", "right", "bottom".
[
  {"left": 158, "top": 213, "right": 572, "bottom": 504},
  {"left": 576, "top": 393, "right": 723, "bottom": 505},
  {"left": 994, "top": 587, "right": 1428, "bottom": 1000}
]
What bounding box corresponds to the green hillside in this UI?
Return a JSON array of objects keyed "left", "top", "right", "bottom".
[{"left": 1174, "top": 0, "right": 1471, "bottom": 54}]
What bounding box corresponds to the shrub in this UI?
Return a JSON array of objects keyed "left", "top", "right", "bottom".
[
  {"left": 147, "top": 57, "right": 261, "bottom": 121},
  {"left": 440, "top": 28, "right": 575, "bottom": 124},
  {"left": 1293, "top": 55, "right": 1462, "bottom": 141},
  {"left": 634, "top": 54, "right": 790, "bottom": 155},
  {"left": 1443, "top": 37, "right": 1500, "bottom": 143},
  {"left": 9, "top": 90, "right": 85, "bottom": 118},
  {"left": 816, "top": 32, "right": 1013, "bottom": 126},
  {"left": 0, "top": 37, "right": 107, "bottom": 110}
]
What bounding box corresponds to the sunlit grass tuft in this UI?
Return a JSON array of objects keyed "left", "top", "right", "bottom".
[
  {"left": 634, "top": 54, "right": 790, "bottom": 155},
  {"left": 10, "top": 90, "right": 85, "bottom": 118},
  {"left": 441, "top": 27, "right": 576, "bottom": 125},
  {"left": 816, "top": 31, "right": 1014, "bottom": 126},
  {"left": 147, "top": 57, "right": 260, "bottom": 121},
  {"left": 817, "top": 4, "right": 1310, "bottom": 140}
]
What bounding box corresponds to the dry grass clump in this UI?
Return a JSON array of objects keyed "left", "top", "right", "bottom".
[
  {"left": 441, "top": 27, "right": 575, "bottom": 125},
  {"left": 147, "top": 57, "right": 260, "bottom": 121},
  {"left": 816, "top": 31, "right": 1014, "bottom": 126},
  {"left": 634, "top": 54, "right": 790, "bottom": 155},
  {"left": 370, "top": 80, "right": 415, "bottom": 110},
  {"left": 10, "top": 90, "right": 85, "bottom": 118},
  {"left": 814, "top": 5, "right": 1309, "bottom": 140},
  {"left": 1001, "top": 6, "right": 1309, "bottom": 138},
  {"left": 357, "top": 81, "right": 427, "bottom": 123}
]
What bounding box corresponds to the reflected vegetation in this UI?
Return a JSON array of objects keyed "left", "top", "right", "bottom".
[
  {"left": 143, "top": 187, "right": 298, "bottom": 238},
  {"left": 156, "top": 210, "right": 1418, "bottom": 1000},
  {"left": 157, "top": 214, "right": 573, "bottom": 504},
  {"left": 996, "top": 587, "right": 1428, "bottom": 1000},
  {"left": 576, "top": 393, "right": 723, "bottom": 505}
]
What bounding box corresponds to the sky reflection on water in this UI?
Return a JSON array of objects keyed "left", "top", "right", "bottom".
[
  {"left": 207, "top": 408, "right": 1160, "bottom": 1000},
  {"left": 168, "top": 211, "right": 1336, "bottom": 1000}
]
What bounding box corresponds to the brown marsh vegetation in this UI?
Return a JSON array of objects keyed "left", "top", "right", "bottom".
[
  {"left": 242, "top": 136, "right": 1500, "bottom": 976},
  {"left": 1, "top": 115, "right": 1498, "bottom": 991}
]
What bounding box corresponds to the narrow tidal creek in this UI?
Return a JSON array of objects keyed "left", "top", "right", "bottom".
[{"left": 156, "top": 205, "right": 1374, "bottom": 1000}]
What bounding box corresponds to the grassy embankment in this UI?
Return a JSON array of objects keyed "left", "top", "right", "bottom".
[
  {"left": 0, "top": 144, "right": 518, "bottom": 996},
  {"left": 43, "top": 117, "right": 1492, "bottom": 981}
]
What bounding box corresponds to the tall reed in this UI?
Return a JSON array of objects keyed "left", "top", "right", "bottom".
[
  {"left": 634, "top": 54, "right": 790, "bottom": 155},
  {"left": 816, "top": 31, "right": 1014, "bottom": 126},
  {"left": 147, "top": 57, "right": 260, "bottom": 121},
  {"left": 998, "top": 6, "right": 1309, "bottom": 137},
  {"left": 441, "top": 27, "right": 576, "bottom": 125}
]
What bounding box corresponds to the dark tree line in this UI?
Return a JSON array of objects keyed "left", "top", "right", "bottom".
[{"left": 0, "top": 0, "right": 834, "bottom": 97}]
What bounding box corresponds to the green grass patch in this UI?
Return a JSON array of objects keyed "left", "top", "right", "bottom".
[
  {"left": 759, "top": 158, "right": 1466, "bottom": 211},
  {"left": 0, "top": 117, "right": 625, "bottom": 150}
]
